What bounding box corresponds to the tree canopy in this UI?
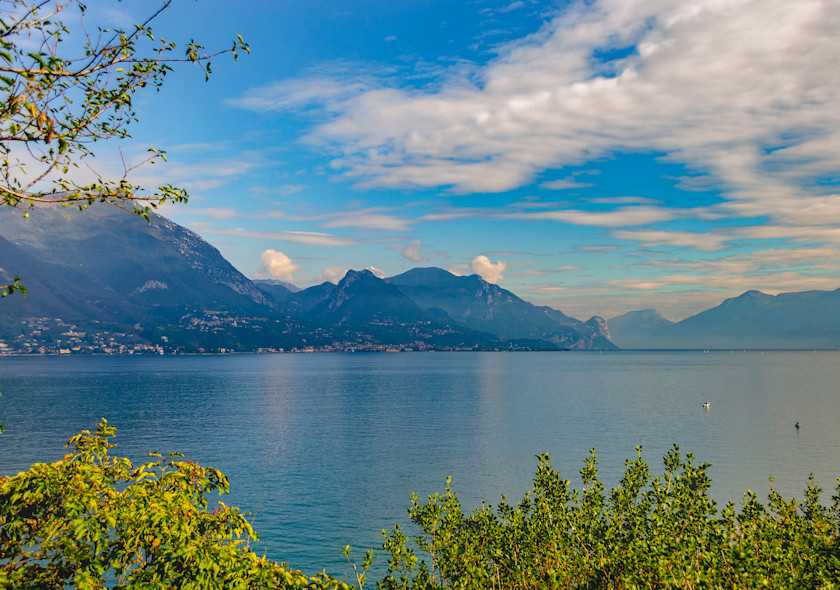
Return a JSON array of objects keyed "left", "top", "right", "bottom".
[{"left": 378, "top": 448, "right": 840, "bottom": 590}]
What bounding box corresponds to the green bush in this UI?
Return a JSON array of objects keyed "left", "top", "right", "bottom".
[
  {"left": 378, "top": 448, "right": 840, "bottom": 590},
  {"left": 2, "top": 424, "right": 839, "bottom": 589},
  {"left": 0, "top": 420, "right": 348, "bottom": 590}
]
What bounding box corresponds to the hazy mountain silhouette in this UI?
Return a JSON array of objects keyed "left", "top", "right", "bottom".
[{"left": 608, "top": 289, "right": 840, "bottom": 349}]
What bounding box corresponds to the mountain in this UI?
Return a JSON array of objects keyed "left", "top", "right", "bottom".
[
  {"left": 297, "top": 269, "right": 491, "bottom": 347},
  {"left": 253, "top": 279, "right": 298, "bottom": 304},
  {"left": 307, "top": 269, "right": 439, "bottom": 326},
  {"left": 281, "top": 282, "right": 336, "bottom": 317},
  {"left": 608, "top": 289, "right": 840, "bottom": 349},
  {"left": 278, "top": 268, "right": 609, "bottom": 349},
  {"left": 607, "top": 309, "right": 675, "bottom": 349},
  {"left": 388, "top": 267, "right": 614, "bottom": 349},
  {"left": 0, "top": 205, "right": 274, "bottom": 331},
  {"left": 0, "top": 206, "right": 613, "bottom": 352}
]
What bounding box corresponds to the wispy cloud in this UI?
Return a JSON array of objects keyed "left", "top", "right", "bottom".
[
  {"left": 195, "top": 225, "right": 359, "bottom": 247},
  {"left": 510, "top": 265, "right": 582, "bottom": 277},
  {"left": 235, "top": 0, "right": 839, "bottom": 241},
  {"left": 541, "top": 178, "right": 595, "bottom": 190},
  {"left": 400, "top": 240, "right": 424, "bottom": 262},
  {"left": 498, "top": 205, "right": 679, "bottom": 227},
  {"left": 609, "top": 229, "right": 730, "bottom": 252},
  {"left": 321, "top": 207, "right": 414, "bottom": 231}
]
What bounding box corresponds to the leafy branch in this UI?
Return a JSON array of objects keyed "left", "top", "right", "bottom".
[{"left": 0, "top": 0, "right": 248, "bottom": 219}]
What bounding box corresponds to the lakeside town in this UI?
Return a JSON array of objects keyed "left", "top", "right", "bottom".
[{"left": 0, "top": 314, "right": 513, "bottom": 355}]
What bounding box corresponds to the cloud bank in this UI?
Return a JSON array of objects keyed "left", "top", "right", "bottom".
[{"left": 239, "top": 0, "right": 839, "bottom": 232}]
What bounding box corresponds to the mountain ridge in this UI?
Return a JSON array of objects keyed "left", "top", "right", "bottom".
[
  {"left": 608, "top": 288, "right": 840, "bottom": 349},
  {"left": 0, "top": 206, "right": 274, "bottom": 327},
  {"left": 0, "top": 207, "right": 612, "bottom": 352},
  {"left": 387, "top": 267, "right": 613, "bottom": 349},
  {"left": 6, "top": 206, "right": 840, "bottom": 352}
]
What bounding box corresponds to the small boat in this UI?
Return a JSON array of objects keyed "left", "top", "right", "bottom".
[{"left": 702, "top": 402, "right": 710, "bottom": 409}]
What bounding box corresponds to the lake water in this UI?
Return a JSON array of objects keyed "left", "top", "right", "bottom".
[{"left": 1, "top": 351, "right": 839, "bottom": 578}]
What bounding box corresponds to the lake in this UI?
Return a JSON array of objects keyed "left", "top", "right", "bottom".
[{"left": 1, "top": 351, "right": 839, "bottom": 578}]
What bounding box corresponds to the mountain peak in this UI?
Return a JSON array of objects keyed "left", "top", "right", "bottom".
[
  {"left": 739, "top": 289, "right": 770, "bottom": 299},
  {"left": 342, "top": 268, "right": 377, "bottom": 282},
  {"left": 388, "top": 267, "right": 614, "bottom": 348},
  {"left": 388, "top": 267, "right": 459, "bottom": 287}
]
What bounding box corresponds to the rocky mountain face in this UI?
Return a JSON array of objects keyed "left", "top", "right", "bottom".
[
  {"left": 608, "top": 289, "right": 840, "bottom": 349},
  {"left": 0, "top": 206, "right": 273, "bottom": 330},
  {"left": 273, "top": 266, "right": 614, "bottom": 349},
  {"left": 387, "top": 267, "right": 614, "bottom": 349}
]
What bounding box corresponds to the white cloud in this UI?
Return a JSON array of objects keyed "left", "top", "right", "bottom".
[
  {"left": 471, "top": 255, "right": 506, "bottom": 283},
  {"left": 259, "top": 249, "right": 300, "bottom": 282},
  {"left": 321, "top": 207, "right": 413, "bottom": 231},
  {"left": 193, "top": 225, "right": 359, "bottom": 247},
  {"left": 366, "top": 266, "right": 386, "bottom": 278},
  {"left": 401, "top": 240, "right": 423, "bottom": 262},
  {"left": 317, "top": 266, "right": 349, "bottom": 284},
  {"left": 541, "top": 179, "right": 595, "bottom": 190},
  {"left": 240, "top": 0, "right": 840, "bottom": 236}
]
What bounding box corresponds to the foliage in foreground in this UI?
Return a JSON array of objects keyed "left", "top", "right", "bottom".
[
  {"left": 2, "top": 424, "right": 840, "bottom": 589},
  {"left": 0, "top": 420, "right": 348, "bottom": 590},
  {"left": 379, "top": 448, "right": 840, "bottom": 590}
]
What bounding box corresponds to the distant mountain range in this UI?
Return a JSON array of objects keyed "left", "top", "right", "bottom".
[
  {"left": 6, "top": 206, "right": 839, "bottom": 352},
  {"left": 264, "top": 267, "right": 614, "bottom": 349},
  {"left": 0, "top": 206, "right": 612, "bottom": 352},
  {"left": 608, "top": 289, "right": 840, "bottom": 349}
]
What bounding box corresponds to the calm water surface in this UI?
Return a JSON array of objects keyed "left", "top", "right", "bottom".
[{"left": 1, "top": 351, "right": 839, "bottom": 577}]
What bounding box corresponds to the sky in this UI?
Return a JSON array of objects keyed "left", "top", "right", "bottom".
[{"left": 62, "top": 0, "right": 840, "bottom": 321}]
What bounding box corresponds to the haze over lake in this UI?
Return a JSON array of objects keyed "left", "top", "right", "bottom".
[{"left": 2, "top": 351, "right": 838, "bottom": 577}]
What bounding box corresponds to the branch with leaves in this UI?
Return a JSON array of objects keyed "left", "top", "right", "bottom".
[{"left": 0, "top": 0, "right": 248, "bottom": 218}]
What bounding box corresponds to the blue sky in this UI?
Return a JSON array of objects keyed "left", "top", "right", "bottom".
[{"left": 77, "top": 0, "right": 839, "bottom": 320}]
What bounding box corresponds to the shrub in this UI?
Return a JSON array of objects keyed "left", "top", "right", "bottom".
[
  {"left": 378, "top": 447, "right": 840, "bottom": 589},
  {"left": 0, "top": 420, "right": 347, "bottom": 590},
  {"left": 3, "top": 424, "right": 839, "bottom": 589}
]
